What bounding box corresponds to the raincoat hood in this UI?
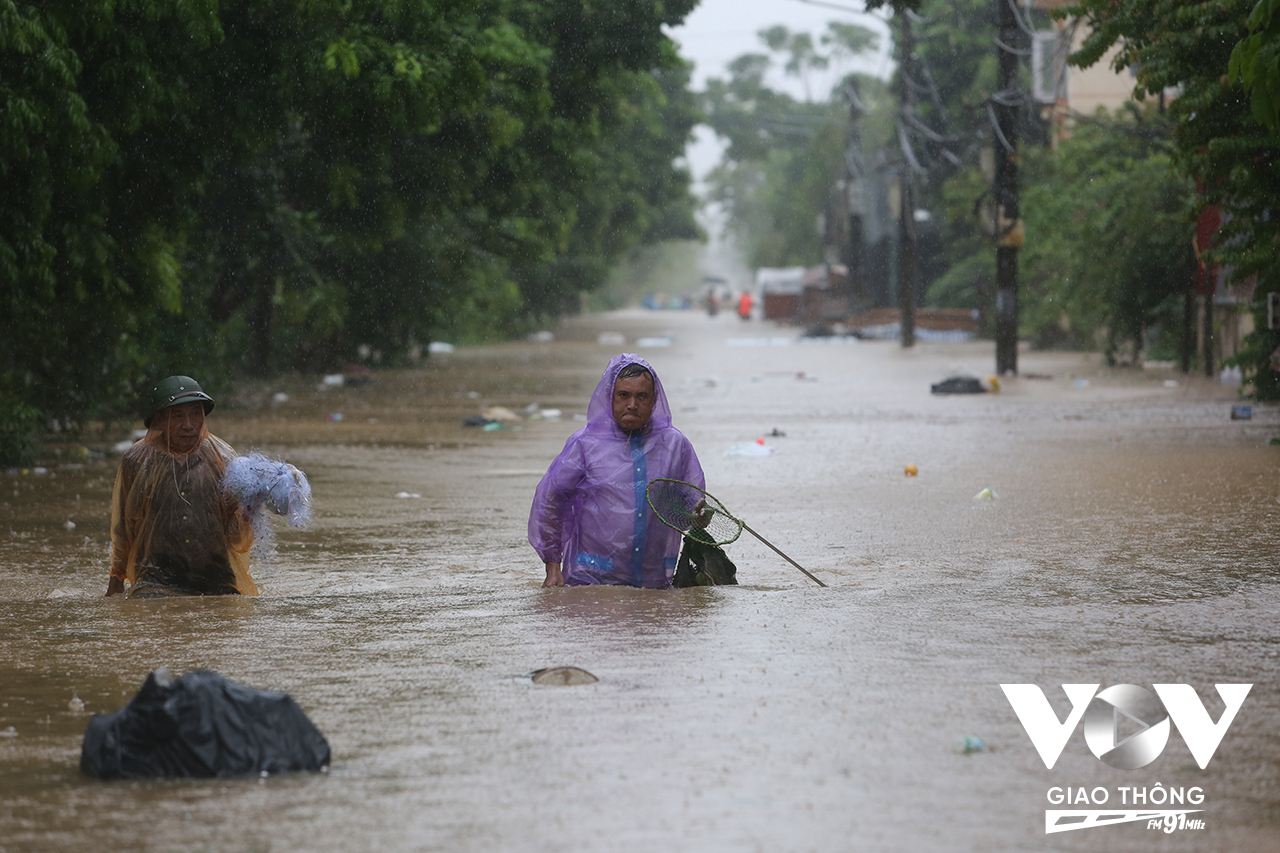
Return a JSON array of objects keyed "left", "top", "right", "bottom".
[{"left": 584, "top": 354, "right": 672, "bottom": 436}]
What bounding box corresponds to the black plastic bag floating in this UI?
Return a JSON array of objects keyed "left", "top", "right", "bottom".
[
  {"left": 930, "top": 376, "right": 986, "bottom": 395},
  {"left": 80, "top": 668, "right": 330, "bottom": 779}
]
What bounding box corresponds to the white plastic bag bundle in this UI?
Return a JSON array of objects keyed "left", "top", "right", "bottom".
[{"left": 223, "top": 453, "right": 313, "bottom": 566}]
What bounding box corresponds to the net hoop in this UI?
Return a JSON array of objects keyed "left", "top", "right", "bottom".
[{"left": 646, "top": 478, "right": 744, "bottom": 546}]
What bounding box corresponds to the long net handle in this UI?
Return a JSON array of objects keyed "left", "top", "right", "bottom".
[{"left": 740, "top": 522, "right": 826, "bottom": 587}]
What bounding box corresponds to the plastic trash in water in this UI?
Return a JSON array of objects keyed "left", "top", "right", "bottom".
[
  {"left": 529, "top": 331, "right": 554, "bottom": 343},
  {"left": 725, "top": 441, "right": 776, "bottom": 457},
  {"left": 1074, "top": 379, "right": 1090, "bottom": 388},
  {"left": 482, "top": 406, "right": 521, "bottom": 423},
  {"left": 1220, "top": 365, "right": 1243, "bottom": 385},
  {"left": 327, "top": 412, "right": 344, "bottom": 422},
  {"left": 272, "top": 392, "right": 290, "bottom": 403},
  {"left": 954, "top": 736, "right": 988, "bottom": 754},
  {"left": 394, "top": 492, "right": 421, "bottom": 499},
  {"left": 931, "top": 376, "right": 985, "bottom": 395},
  {"left": 482, "top": 422, "right": 505, "bottom": 431},
  {"left": 80, "top": 668, "right": 329, "bottom": 779},
  {"left": 973, "top": 487, "right": 998, "bottom": 501},
  {"left": 322, "top": 374, "right": 344, "bottom": 387},
  {"left": 1231, "top": 405, "right": 1253, "bottom": 420},
  {"left": 427, "top": 341, "right": 455, "bottom": 354}
]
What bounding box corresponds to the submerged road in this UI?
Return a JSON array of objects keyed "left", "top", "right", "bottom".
[{"left": 2, "top": 308, "right": 1278, "bottom": 851}]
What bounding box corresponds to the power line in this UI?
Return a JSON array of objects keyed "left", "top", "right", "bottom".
[{"left": 788, "top": 0, "right": 882, "bottom": 17}]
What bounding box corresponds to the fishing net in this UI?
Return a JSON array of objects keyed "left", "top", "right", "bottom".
[
  {"left": 223, "top": 452, "right": 312, "bottom": 568},
  {"left": 648, "top": 476, "right": 827, "bottom": 588},
  {"left": 646, "top": 478, "right": 743, "bottom": 546}
]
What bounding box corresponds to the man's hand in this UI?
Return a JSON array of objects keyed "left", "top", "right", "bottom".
[
  {"left": 105, "top": 576, "right": 124, "bottom": 597},
  {"left": 692, "top": 498, "right": 713, "bottom": 528},
  {"left": 543, "top": 562, "right": 565, "bottom": 588}
]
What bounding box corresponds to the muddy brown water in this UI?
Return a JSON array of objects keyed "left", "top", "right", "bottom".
[{"left": 2, "top": 309, "right": 1278, "bottom": 852}]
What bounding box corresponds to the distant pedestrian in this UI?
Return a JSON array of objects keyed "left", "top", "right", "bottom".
[
  {"left": 106, "top": 376, "right": 256, "bottom": 598},
  {"left": 737, "top": 291, "right": 753, "bottom": 321},
  {"left": 529, "top": 355, "right": 704, "bottom": 588}
]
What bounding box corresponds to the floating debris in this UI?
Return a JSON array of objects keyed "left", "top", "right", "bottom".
[
  {"left": 69, "top": 694, "right": 84, "bottom": 713},
  {"left": 973, "top": 487, "right": 998, "bottom": 501},
  {"left": 530, "top": 666, "right": 598, "bottom": 686},
  {"left": 954, "top": 736, "right": 988, "bottom": 754},
  {"left": 931, "top": 376, "right": 985, "bottom": 395},
  {"left": 725, "top": 441, "right": 776, "bottom": 457}
]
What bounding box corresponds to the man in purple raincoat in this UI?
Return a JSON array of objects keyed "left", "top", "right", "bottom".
[{"left": 530, "top": 354, "right": 704, "bottom": 588}]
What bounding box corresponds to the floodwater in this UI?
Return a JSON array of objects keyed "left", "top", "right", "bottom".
[{"left": 2, "top": 309, "right": 1278, "bottom": 852}]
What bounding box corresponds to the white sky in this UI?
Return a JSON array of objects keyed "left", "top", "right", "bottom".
[{"left": 666, "top": 0, "right": 894, "bottom": 184}]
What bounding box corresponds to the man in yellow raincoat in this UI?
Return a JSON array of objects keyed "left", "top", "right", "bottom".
[{"left": 106, "top": 376, "right": 256, "bottom": 597}]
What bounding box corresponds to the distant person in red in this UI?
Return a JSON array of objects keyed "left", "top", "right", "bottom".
[{"left": 736, "top": 291, "right": 753, "bottom": 321}]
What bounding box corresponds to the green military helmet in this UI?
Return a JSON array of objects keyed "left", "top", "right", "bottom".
[{"left": 143, "top": 375, "right": 215, "bottom": 427}]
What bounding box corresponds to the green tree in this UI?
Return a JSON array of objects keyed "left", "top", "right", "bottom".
[
  {"left": 1, "top": 0, "right": 225, "bottom": 425},
  {"left": 1, "top": 0, "right": 702, "bottom": 441},
  {"left": 1231, "top": 0, "right": 1280, "bottom": 133},
  {"left": 702, "top": 22, "right": 883, "bottom": 270},
  {"left": 1064, "top": 0, "right": 1280, "bottom": 395}
]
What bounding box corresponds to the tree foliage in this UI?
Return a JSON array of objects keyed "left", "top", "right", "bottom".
[
  {"left": 701, "top": 22, "right": 884, "bottom": 270},
  {"left": 1231, "top": 0, "right": 1280, "bottom": 132},
  {"left": 1062, "top": 0, "right": 1280, "bottom": 395},
  {"left": 936, "top": 109, "right": 1193, "bottom": 359},
  {"left": 1, "top": 0, "right": 700, "bottom": 428}
]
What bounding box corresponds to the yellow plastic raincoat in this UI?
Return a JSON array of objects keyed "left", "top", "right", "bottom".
[{"left": 109, "top": 420, "right": 256, "bottom": 597}]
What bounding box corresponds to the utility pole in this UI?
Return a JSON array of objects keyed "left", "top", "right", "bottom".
[
  {"left": 993, "top": 0, "right": 1024, "bottom": 376},
  {"left": 894, "top": 9, "right": 917, "bottom": 348},
  {"left": 843, "top": 77, "right": 866, "bottom": 298}
]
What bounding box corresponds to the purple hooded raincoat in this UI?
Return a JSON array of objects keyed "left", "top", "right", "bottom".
[{"left": 529, "top": 354, "right": 704, "bottom": 588}]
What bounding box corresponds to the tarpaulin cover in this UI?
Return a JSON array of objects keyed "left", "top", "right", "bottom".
[
  {"left": 110, "top": 417, "right": 255, "bottom": 596},
  {"left": 529, "top": 354, "right": 704, "bottom": 588},
  {"left": 80, "top": 669, "right": 330, "bottom": 779}
]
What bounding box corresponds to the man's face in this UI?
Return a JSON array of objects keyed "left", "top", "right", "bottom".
[
  {"left": 159, "top": 401, "right": 205, "bottom": 453},
  {"left": 611, "top": 373, "right": 656, "bottom": 432}
]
